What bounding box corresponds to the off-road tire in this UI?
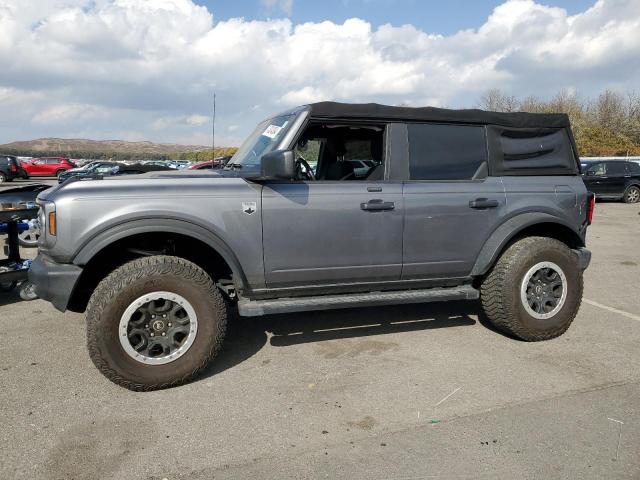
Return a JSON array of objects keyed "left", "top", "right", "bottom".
[
  {"left": 86, "top": 255, "right": 228, "bottom": 391},
  {"left": 480, "top": 236, "right": 583, "bottom": 341},
  {"left": 623, "top": 185, "right": 640, "bottom": 204}
]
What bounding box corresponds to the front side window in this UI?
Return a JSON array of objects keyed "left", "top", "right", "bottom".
[
  {"left": 585, "top": 162, "right": 606, "bottom": 175},
  {"left": 408, "top": 124, "right": 487, "bottom": 180},
  {"left": 228, "top": 114, "right": 294, "bottom": 169},
  {"left": 293, "top": 123, "right": 385, "bottom": 181}
]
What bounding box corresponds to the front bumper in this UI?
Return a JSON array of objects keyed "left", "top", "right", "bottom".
[
  {"left": 29, "top": 253, "right": 82, "bottom": 312},
  {"left": 573, "top": 247, "right": 591, "bottom": 271}
]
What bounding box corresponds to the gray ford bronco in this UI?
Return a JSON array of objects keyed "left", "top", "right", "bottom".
[{"left": 30, "top": 102, "right": 593, "bottom": 390}]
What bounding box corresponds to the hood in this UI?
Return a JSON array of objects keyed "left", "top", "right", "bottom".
[{"left": 37, "top": 167, "right": 256, "bottom": 202}]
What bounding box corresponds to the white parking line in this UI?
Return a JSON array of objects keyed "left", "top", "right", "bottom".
[{"left": 584, "top": 298, "right": 640, "bottom": 322}]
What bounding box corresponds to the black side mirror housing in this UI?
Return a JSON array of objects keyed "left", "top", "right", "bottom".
[{"left": 260, "top": 150, "right": 295, "bottom": 180}]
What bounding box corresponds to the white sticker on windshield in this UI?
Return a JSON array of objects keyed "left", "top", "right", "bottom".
[{"left": 262, "top": 124, "right": 283, "bottom": 139}]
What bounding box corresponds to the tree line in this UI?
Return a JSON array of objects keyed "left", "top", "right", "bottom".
[{"left": 478, "top": 89, "right": 640, "bottom": 156}]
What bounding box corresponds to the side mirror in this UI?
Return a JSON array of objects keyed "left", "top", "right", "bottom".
[
  {"left": 586, "top": 170, "right": 596, "bottom": 176},
  {"left": 260, "top": 150, "right": 295, "bottom": 180}
]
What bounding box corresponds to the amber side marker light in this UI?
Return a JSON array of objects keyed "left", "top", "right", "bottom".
[{"left": 48, "top": 212, "right": 57, "bottom": 236}]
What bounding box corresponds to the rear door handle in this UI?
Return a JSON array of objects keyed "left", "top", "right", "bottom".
[
  {"left": 469, "top": 198, "right": 499, "bottom": 209},
  {"left": 361, "top": 199, "right": 395, "bottom": 211}
]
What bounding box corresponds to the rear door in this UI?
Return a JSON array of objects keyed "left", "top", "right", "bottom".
[
  {"left": 402, "top": 123, "right": 506, "bottom": 279},
  {"left": 601, "top": 161, "right": 628, "bottom": 196}
]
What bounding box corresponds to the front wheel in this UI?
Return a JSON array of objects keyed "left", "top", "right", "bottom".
[
  {"left": 86, "top": 256, "right": 228, "bottom": 391},
  {"left": 623, "top": 185, "right": 640, "bottom": 204},
  {"left": 0, "top": 172, "right": 6, "bottom": 184},
  {"left": 480, "top": 237, "right": 583, "bottom": 341}
]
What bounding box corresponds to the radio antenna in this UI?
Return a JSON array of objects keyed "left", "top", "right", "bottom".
[{"left": 212, "top": 91, "right": 216, "bottom": 168}]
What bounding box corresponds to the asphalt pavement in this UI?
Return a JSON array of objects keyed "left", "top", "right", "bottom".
[{"left": 0, "top": 198, "right": 639, "bottom": 480}]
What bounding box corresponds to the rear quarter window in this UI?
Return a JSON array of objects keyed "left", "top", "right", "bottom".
[{"left": 488, "top": 126, "right": 577, "bottom": 175}]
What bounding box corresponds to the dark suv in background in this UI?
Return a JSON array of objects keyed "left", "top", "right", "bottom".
[
  {"left": 581, "top": 159, "right": 640, "bottom": 203},
  {"left": 0, "top": 155, "right": 21, "bottom": 183}
]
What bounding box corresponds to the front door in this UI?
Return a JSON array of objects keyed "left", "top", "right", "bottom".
[
  {"left": 262, "top": 182, "right": 403, "bottom": 287},
  {"left": 261, "top": 121, "right": 403, "bottom": 288}
]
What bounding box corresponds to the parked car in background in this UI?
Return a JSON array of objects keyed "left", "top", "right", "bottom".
[
  {"left": 143, "top": 160, "right": 179, "bottom": 169},
  {"left": 188, "top": 156, "right": 231, "bottom": 170},
  {"left": 581, "top": 159, "right": 640, "bottom": 203},
  {"left": 22, "top": 157, "right": 75, "bottom": 178},
  {"left": 58, "top": 163, "right": 172, "bottom": 183},
  {"left": 115, "top": 164, "right": 174, "bottom": 175},
  {"left": 58, "top": 162, "right": 123, "bottom": 184},
  {"left": 0, "top": 155, "right": 21, "bottom": 183}
]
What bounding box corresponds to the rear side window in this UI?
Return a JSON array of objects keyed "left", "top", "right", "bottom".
[
  {"left": 408, "top": 124, "right": 487, "bottom": 180},
  {"left": 627, "top": 162, "right": 640, "bottom": 174},
  {"left": 607, "top": 162, "right": 627, "bottom": 175},
  {"left": 488, "top": 126, "right": 577, "bottom": 175}
]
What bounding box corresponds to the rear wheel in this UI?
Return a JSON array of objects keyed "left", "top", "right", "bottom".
[
  {"left": 623, "top": 185, "right": 640, "bottom": 204},
  {"left": 0, "top": 172, "right": 6, "bottom": 183},
  {"left": 86, "top": 255, "right": 228, "bottom": 391},
  {"left": 480, "top": 237, "right": 582, "bottom": 341}
]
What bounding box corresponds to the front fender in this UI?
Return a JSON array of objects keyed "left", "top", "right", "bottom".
[{"left": 72, "top": 217, "right": 249, "bottom": 291}]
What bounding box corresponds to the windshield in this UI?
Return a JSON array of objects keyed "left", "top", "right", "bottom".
[{"left": 227, "top": 114, "right": 293, "bottom": 168}]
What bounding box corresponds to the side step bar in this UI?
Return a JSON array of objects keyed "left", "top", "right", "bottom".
[{"left": 237, "top": 285, "right": 479, "bottom": 317}]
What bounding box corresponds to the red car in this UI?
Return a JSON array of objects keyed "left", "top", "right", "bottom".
[
  {"left": 22, "top": 157, "right": 75, "bottom": 178},
  {"left": 188, "top": 156, "right": 232, "bottom": 170}
]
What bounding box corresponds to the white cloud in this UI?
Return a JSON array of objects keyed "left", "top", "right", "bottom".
[
  {"left": 32, "top": 103, "right": 109, "bottom": 125},
  {"left": 261, "top": 0, "right": 293, "bottom": 16},
  {"left": 0, "top": 0, "right": 638, "bottom": 145}
]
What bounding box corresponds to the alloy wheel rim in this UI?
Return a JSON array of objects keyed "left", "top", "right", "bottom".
[
  {"left": 19, "top": 229, "right": 40, "bottom": 245},
  {"left": 520, "top": 261, "right": 567, "bottom": 320},
  {"left": 119, "top": 291, "right": 198, "bottom": 365},
  {"left": 628, "top": 188, "right": 639, "bottom": 202}
]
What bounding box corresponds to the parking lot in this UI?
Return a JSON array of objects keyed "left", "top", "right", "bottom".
[{"left": 1, "top": 192, "right": 639, "bottom": 479}]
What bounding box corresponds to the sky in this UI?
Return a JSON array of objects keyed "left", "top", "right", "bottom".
[{"left": 0, "top": 0, "right": 638, "bottom": 147}]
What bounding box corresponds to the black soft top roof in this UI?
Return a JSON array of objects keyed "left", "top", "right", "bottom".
[{"left": 306, "top": 102, "right": 570, "bottom": 129}]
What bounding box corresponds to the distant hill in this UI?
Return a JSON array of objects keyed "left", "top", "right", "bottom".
[{"left": 0, "top": 138, "right": 211, "bottom": 157}]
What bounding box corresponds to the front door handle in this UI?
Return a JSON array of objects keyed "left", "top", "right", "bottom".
[
  {"left": 469, "top": 198, "right": 499, "bottom": 209},
  {"left": 361, "top": 199, "right": 395, "bottom": 211}
]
